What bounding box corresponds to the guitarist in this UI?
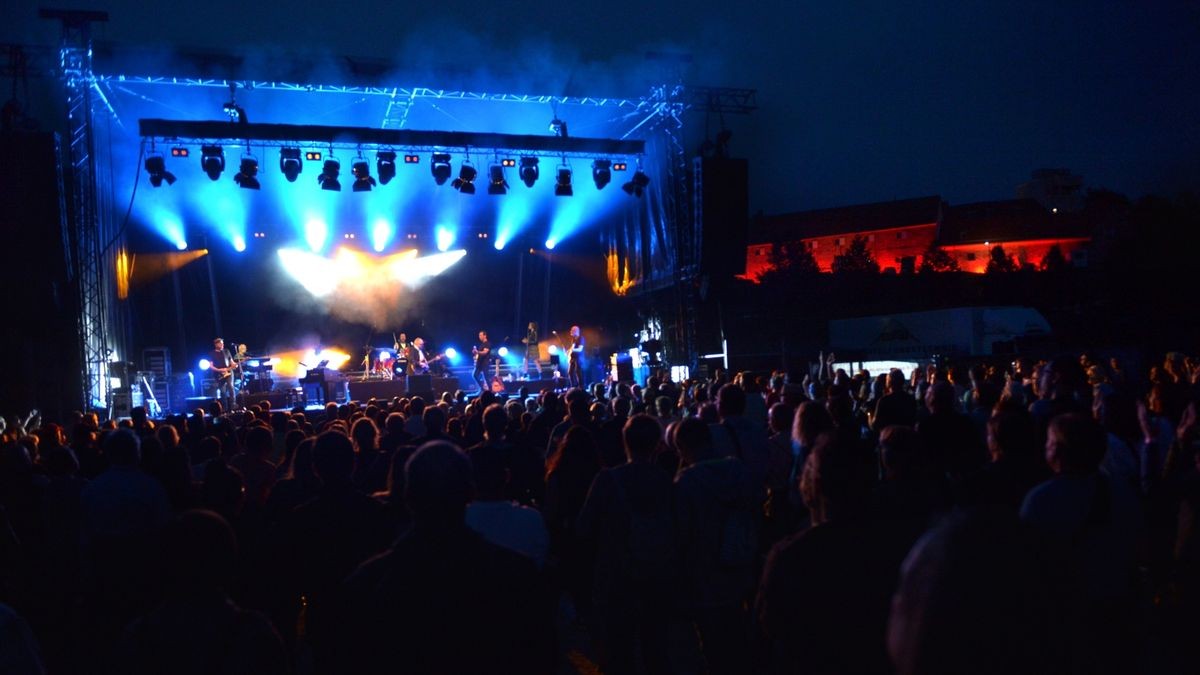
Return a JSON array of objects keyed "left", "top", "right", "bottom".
[
  {"left": 471, "top": 331, "right": 492, "bottom": 393},
  {"left": 407, "top": 337, "right": 431, "bottom": 374},
  {"left": 209, "top": 338, "right": 237, "bottom": 411}
]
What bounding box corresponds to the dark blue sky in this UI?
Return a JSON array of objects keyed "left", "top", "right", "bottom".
[{"left": 6, "top": 0, "right": 1198, "bottom": 213}]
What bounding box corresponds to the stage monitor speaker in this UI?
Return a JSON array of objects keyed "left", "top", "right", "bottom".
[
  {"left": 694, "top": 157, "right": 749, "bottom": 279},
  {"left": 407, "top": 374, "right": 432, "bottom": 394}
]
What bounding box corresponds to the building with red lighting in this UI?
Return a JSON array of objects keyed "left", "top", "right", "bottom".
[{"left": 744, "top": 171, "right": 1092, "bottom": 279}]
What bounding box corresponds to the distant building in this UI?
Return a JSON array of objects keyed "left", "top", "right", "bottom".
[
  {"left": 745, "top": 186, "right": 1091, "bottom": 279},
  {"left": 1016, "top": 168, "right": 1084, "bottom": 213}
]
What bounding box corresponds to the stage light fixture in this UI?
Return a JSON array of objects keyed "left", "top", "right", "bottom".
[
  {"left": 144, "top": 153, "right": 176, "bottom": 187},
  {"left": 591, "top": 159, "right": 612, "bottom": 190},
  {"left": 352, "top": 157, "right": 376, "bottom": 192},
  {"left": 376, "top": 151, "right": 396, "bottom": 185},
  {"left": 223, "top": 101, "right": 247, "bottom": 123},
  {"left": 170, "top": 147, "right": 189, "bottom": 158},
  {"left": 519, "top": 157, "right": 539, "bottom": 188},
  {"left": 279, "top": 147, "right": 302, "bottom": 182},
  {"left": 622, "top": 170, "right": 650, "bottom": 197},
  {"left": 554, "top": 165, "right": 573, "bottom": 197},
  {"left": 487, "top": 164, "right": 508, "bottom": 195},
  {"left": 200, "top": 145, "right": 225, "bottom": 181},
  {"left": 431, "top": 153, "right": 452, "bottom": 185},
  {"left": 235, "top": 155, "right": 260, "bottom": 189},
  {"left": 549, "top": 117, "right": 569, "bottom": 137},
  {"left": 501, "top": 158, "right": 516, "bottom": 168},
  {"left": 452, "top": 161, "right": 477, "bottom": 194},
  {"left": 613, "top": 162, "right": 627, "bottom": 171},
  {"left": 404, "top": 154, "right": 420, "bottom": 164},
  {"left": 319, "top": 158, "right": 341, "bottom": 191},
  {"left": 305, "top": 151, "right": 322, "bottom": 161}
]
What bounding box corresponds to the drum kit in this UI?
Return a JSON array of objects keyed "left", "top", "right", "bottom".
[{"left": 364, "top": 347, "right": 406, "bottom": 380}]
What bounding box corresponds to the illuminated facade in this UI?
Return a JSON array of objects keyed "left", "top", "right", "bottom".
[{"left": 745, "top": 194, "right": 1091, "bottom": 279}]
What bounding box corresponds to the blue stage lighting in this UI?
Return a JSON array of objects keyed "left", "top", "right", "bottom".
[
  {"left": 591, "top": 159, "right": 611, "bottom": 190},
  {"left": 279, "top": 147, "right": 302, "bottom": 182},
  {"left": 319, "top": 158, "right": 341, "bottom": 191},
  {"left": 144, "top": 154, "right": 175, "bottom": 187},
  {"left": 235, "top": 156, "right": 260, "bottom": 190},
  {"left": 431, "top": 153, "right": 452, "bottom": 185},
  {"left": 498, "top": 346, "right": 509, "bottom": 357},
  {"left": 247, "top": 360, "right": 260, "bottom": 368},
  {"left": 201, "top": 145, "right": 224, "bottom": 181},
  {"left": 487, "top": 164, "right": 508, "bottom": 195},
  {"left": 519, "top": 157, "right": 539, "bottom": 187},
  {"left": 545, "top": 238, "right": 558, "bottom": 250},
  {"left": 444, "top": 347, "right": 459, "bottom": 362},
  {"left": 232, "top": 235, "right": 246, "bottom": 252},
  {"left": 452, "top": 162, "right": 477, "bottom": 194},
  {"left": 352, "top": 158, "right": 376, "bottom": 192},
  {"left": 376, "top": 151, "right": 396, "bottom": 185},
  {"left": 554, "top": 165, "right": 573, "bottom": 197},
  {"left": 198, "top": 358, "right": 211, "bottom": 370}
]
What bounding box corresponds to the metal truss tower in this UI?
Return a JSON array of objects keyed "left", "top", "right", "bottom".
[{"left": 42, "top": 9, "right": 119, "bottom": 410}]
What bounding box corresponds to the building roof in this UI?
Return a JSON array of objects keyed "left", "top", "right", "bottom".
[
  {"left": 938, "top": 199, "right": 1089, "bottom": 245},
  {"left": 750, "top": 195, "right": 943, "bottom": 243}
]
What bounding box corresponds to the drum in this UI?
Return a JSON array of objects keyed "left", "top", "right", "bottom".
[{"left": 375, "top": 355, "right": 395, "bottom": 378}]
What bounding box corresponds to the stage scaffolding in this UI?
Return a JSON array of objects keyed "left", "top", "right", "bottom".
[{"left": 14, "top": 23, "right": 755, "bottom": 404}]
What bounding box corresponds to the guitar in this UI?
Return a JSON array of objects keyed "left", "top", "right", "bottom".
[{"left": 410, "top": 353, "right": 447, "bottom": 375}]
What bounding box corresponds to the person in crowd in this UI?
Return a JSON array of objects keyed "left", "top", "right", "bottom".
[
  {"left": 673, "top": 417, "right": 760, "bottom": 675},
  {"left": 229, "top": 425, "right": 277, "bottom": 513},
  {"left": 327, "top": 441, "right": 554, "bottom": 674},
  {"left": 465, "top": 442, "right": 549, "bottom": 567},
  {"left": 709, "top": 383, "right": 772, "bottom": 489},
  {"left": 544, "top": 425, "right": 601, "bottom": 620},
  {"left": 757, "top": 431, "right": 917, "bottom": 674},
  {"left": 1020, "top": 413, "right": 1141, "bottom": 675},
  {"left": 577, "top": 414, "right": 674, "bottom": 675},
  {"left": 918, "top": 381, "right": 986, "bottom": 479},
  {"left": 118, "top": 510, "right": 286, "bottom": 674}
]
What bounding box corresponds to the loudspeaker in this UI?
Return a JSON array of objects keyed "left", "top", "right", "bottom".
[
  {"left": 407, "top": 374, "right": 432, "bottom": 393},
  {"left": 694, "top": 157, "right": 749, "bottom": 279}
]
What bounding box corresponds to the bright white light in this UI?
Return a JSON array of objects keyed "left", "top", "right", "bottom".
[
  {"left": 548, "top": 344, "right": 560, "bottom": 355},
  {"left": 175, "top": 240, "right": 188, "bottom": 251},
  {"left": 278, "top": 248, "right": 340, "bottom": 297},
  {"left": 435, "top": 224, "right": 455, "bottom": 252},
  {"left": 198, "top": 359, "right": 211, "bottom": 371},
  {"left": 379, "top": 351, "right": 391, "bottom": 360},
  {"left": 494, "top": 239, "right": 505, "bottom": 250},
  {"left": 372, "top": 218, "right": 392, "bottom": 252},
  {"left": 545, "top": 239, "right": 557, "bottom": 250},
  {"left": 232, "top": 235, "right": 246, "bottom": 252},
  {"left": 247, "top": 359, "right": 260, "bottom": 368},
  {"left": 305, "top": 219, "right": 328, "bottom": 252},
  {"left": 266, "top": 358, "right": 279, "bottom": 366},
  {"left": 444, "top": 347, "right": 458, "bottom": 359},
  {"left": 393, "top": 249, "right": 467, "bottom": 289},
  {"left": 498, "top": 346, "right": 509, "bottom": 357}
]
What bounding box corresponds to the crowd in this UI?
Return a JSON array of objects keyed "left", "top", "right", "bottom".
[{"left": 2, "top": 350, "right": 1200, "bottom": 674}]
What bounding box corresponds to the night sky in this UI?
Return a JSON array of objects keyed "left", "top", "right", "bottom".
[{"left": 5, "top": 0, "right": 1198, "bottom": 214}]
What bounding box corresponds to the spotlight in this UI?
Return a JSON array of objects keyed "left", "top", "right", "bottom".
[
  {"left": 444, "top": 347, "right": 458, "bottom": 360},
  {"left": 501, "top": 158, "right": 516, "bottom": 168},
  {"left": 622, "top": 170, "right": 650, "bottom": 197},
  {"left": 223, "top": 102, "right": 247, "bottom": 123},
  {"left": 376, "top": 151, "right": 396, "bottom": 185},
  {"left": 519, "top": 157, "right": 539, "bottom": 188},
  {"left": 305, "top": 151, "right": 322, "bottom": 161},
  {"left": 144, "top": 154, "right": 176, "bottom": 187},
  {"left": 404, "top": 154, "right": 420, "bottom": 164},
  {"left": 554, "top": 165, "right": 573, "bottom": 197},
  {"left": 319, "top": 158, "right": 341, "bottom": 191},
  {"left": 352, "top": 158, "right": 376, "bottom": 192},
  {"left": 487, "top": 164, "right": 508, "bottom": 195},
  {"left": 452, "top": 161, "right": 477, "bottom": 194},
  {"left": 279, "top": 147, "right": 302, "bottom": 182},
  {"left": 431, "top": 152, "right": 452, "bottom": 185},
  {"left": 591, "top": 159, "right": 612, "bottom": 190},
  {"left": 170, "top": 147, "right": 189, "bottom": 158},
  {"left": 498, "top": 346, "right": 509, "bottom": 357},
  {"left": 234, "top": 156, "right": 260, "bottom": 190},
  {"left": 549, "top": 118, "right": 569, "bottom": 137},
  {"left": 613, "top": 162, "right": 628, "bottom": 171},
  {"left": 200, "top": 145, "right": 224, "bottom": 181},
  {"left": 198, "top": 359, "right": 211, "bottom": 370}
]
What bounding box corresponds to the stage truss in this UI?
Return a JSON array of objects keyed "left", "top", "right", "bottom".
[{"left": 11, "top": 25, "right": 755, "bottom": 405}]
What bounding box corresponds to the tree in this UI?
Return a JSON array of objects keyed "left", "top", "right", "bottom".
[
  {"left": 1039, "top": 244, "right": 1068, "bottom": 272},
  {"left": 759, "top": 240, "right": 820, "bottom": 285},
  {"left": 985, "top": 245, "right": 1019, "bottom": 274},
  {"left": 918, "top": 243, "right": 960, "bottom": 273},
  {"left": 831, "top": 235, "right": 880, "bottom": 274}
]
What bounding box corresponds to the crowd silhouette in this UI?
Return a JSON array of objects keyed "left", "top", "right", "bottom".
[{"left": 2, "top": 351, "right": 1199, "bottom": 674}]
